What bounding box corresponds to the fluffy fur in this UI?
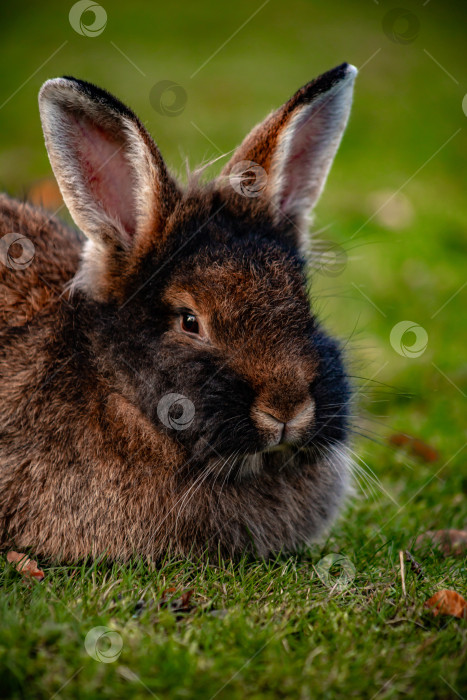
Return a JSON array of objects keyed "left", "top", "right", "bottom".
[{"left": 0, "top": 63, "right": 357, "bottom": 561}]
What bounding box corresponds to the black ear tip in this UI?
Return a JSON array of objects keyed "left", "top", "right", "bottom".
[
  {"left": 331, "top": 62, "right": 358, "bottom": 80},
  {"left": 40, "top": 76, "right": 137, "bottom": 122},
  {"left": 304, "top": 62, "right": 357, "bottom": 98},
  {"left": 61, "top": 76, "right": 100, "bottom": 92}
]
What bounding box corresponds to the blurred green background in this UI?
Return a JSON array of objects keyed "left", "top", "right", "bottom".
[{"left": 1, "top": 0, "right": 466, "bottom": 514}]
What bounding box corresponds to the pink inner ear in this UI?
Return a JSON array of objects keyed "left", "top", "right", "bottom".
[
  {"left": 278, "top": 109, "right": 327, "bottom": 215},
  {"left": 277, "top": 104, "right": 335, "bottom": 217},
  {"left": 279, "top": 145, "right": 309, "bottom": 214},
  {"left": 72, "top": 113, "right": 137, "bottom": 239}
]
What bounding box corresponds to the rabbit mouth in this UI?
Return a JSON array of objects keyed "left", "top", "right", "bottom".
[
  {"left": 233, "top": 442, "right": 338, "bottom": 480},
  {"left": 264, "top": 443, "right": 290, "bottom": 453}
]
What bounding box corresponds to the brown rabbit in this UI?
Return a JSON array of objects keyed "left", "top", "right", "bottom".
[{"left": 0, "top": 63, "right": 357, "bottom": 561}]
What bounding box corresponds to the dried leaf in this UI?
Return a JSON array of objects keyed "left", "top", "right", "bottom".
[
  {"left": 415, "top": 530, "right": 467, "bottom": 557},
  {"left": 411, "top": 439, "right": 440, "bottom": 463},
  {"left": 425, "top": 589, "right": 467, "bottom": 619},
  {"left": 389, "top": 433, "right": 439, "bottom": 463},
  {"left": 6, "top": 551, "right": 45, "bottom": 581},
  {"left": 159, "top": 588, "right": 194, "bottom": 614},
  {"left": 388, "top": 433, "right": 411, "bottom": 448}
]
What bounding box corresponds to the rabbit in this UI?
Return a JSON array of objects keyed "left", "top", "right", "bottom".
[{"left": 0, "top": 62, "right": 357, "bottom": 562}]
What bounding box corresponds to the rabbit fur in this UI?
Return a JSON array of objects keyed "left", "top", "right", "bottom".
[{"left": 0, "top": 63, "right": 357, "bottom": 561}]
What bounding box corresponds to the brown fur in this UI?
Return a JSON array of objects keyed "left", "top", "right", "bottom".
[
  {"left": 0, "top": 190, "right": 347, "bottom": 562},
  {"left": 0, "top": 66, "right": 356, "bottom": 562}
]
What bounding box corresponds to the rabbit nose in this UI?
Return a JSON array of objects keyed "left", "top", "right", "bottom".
[
  {"left": 254, "top": 399, "right": 315, "bottom": 443},
  {"left": 256, "top": 410, "right": 286, "bottom": 441},
  {"left": 260, "top": 399, "right": 315, "bottom": 426}
]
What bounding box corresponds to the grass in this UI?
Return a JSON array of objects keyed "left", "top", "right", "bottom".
[
  {"left": 1, "top": 540, "right": 466, "bottom": 698},
  {"left": 0, "top": 0, "right": 466, "bottom": 698}
]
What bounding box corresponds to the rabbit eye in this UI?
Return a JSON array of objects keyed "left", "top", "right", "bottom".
[{"left": 180, "top": 312, "right": 200, "bottom": 336}]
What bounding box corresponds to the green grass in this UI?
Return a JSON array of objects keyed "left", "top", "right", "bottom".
[
  {"left": 0, "top": 0, "right": 466, "bottom": 697},
  {"left": 1, "top": 542, "right": 466, "bottom": 699}
]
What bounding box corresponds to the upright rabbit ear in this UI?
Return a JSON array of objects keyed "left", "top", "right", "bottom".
[
  {"left": 39, "top": 77, "right": 180, "bottom": 272},
  {"left": 218, "top": 63, "right": 357, "bottom": 250}
]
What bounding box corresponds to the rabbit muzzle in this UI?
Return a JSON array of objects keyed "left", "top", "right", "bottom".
[{"left": 252, "top": 398, "right": 316, "bottom": 448}]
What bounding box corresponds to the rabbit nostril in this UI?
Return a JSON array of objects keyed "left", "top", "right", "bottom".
[
  {"left": 287, "top": 398, "right": 315, "bottom": 427},
  {"left": 254, "top": 410, "right": 286, "bottom": 442},
  {"left": 258, "top": 399, "right": 314, "bottom": 427},
  {"left": 260, "top": 410, "right": 285, "bottom": 426},
  {"left": 255, "top": 410, "right": 286, "bottom": 446}
]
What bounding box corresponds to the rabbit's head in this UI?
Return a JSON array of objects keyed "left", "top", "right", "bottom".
[{"left": 38, "top": 64, "right": 356, "bottom": 478}]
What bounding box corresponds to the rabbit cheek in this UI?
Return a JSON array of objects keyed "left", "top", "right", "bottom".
[
  {"left": 308, "top": 330, "right": 351, "bottom": 451},
  {"left": 133, "top": 341, "right": 255, "bottom": 464}
]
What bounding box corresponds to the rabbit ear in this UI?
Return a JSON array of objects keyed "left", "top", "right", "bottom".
[
  {"left": 38, "top": 77, "right": 179, "bottom": 253},
  {"left": 219, "top": 63, "right": 357, "bottom": 249}
]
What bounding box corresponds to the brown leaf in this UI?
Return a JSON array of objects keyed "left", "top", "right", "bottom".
[
  {"left": 425, "top": 589, "right": 467, "bottom": 619},
  {"left": 6, "top": 551, "right": 45, "bottom": 581},
  {"left": 388, "top": 433, "right": 439, "bottom": 463},
  {"left": 415, "top": 530, "right": 467, "bottom": 557},
  {"left": 159, "top": 587, "right": 194, "bottom": 614}
]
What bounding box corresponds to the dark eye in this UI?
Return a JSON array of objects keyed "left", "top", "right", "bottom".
[{"left": 181, "top": 312, "right": 200, "bottom": 335}]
